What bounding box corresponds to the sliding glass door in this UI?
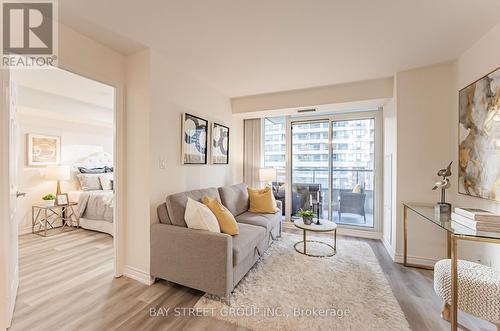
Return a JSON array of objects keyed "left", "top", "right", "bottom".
[
  {"left": 331, "top": 118, "right": 375, "bottom": 227},
  {"left": 291, "top": 120, "right": 330, "bottom": 220},
  {"left": 288, "top": 112, "right": 379, "bottom": 230}
]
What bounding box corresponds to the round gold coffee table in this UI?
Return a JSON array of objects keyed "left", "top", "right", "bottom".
[{"left": 293, "top": 219, "right": 337, "bottom": 257}]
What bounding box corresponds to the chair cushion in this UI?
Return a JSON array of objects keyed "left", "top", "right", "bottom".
[
  {"left": 248, "top": 187, "right": 279, "bottom": 214},
  {"left": 166, "top": 187, "right": 221, "bottom": 227},
  {"left": 218, "top": 183, "right": 249, "bottom": 217},
  {"left": 231, "top": 223, "right": 266, "bottom": 265},
  {"left": 203, "top": 196, "right": 239, "bottom": 235},
  {"left": 236, "top": 211, "right": 280, "bottom": 234}
]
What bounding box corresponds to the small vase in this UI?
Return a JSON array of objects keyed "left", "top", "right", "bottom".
[{"left": 303, "top": 217, "right": 313, "bottom": 225}]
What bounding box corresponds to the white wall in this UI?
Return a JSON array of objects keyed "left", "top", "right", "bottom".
[
  {"left": 450, "top": 21, "right": 500, "bottom": 268},
  {"left": 393, "top": 62, "right": 455, "bottom": 265},
  {"left": 124, "top": 49, "right": 151, "bottom": 275},
  {"left": 16, "top": 111, "right": 113, "bottom": 234}
]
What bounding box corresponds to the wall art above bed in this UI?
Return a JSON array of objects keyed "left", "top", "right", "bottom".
[
  {"left": 181, "top": 113, "right": 208, "bottom": 165},
  {"left": 211, "top": 122, "right": 229, "bottom": 165},
  {"left": 459, "top": 66, "right": 500, "bottom": 201}
]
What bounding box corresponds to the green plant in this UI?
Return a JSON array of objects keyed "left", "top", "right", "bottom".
[
  {"left": 297, "top": 208, "right": 314, "bottom": 219},
  {"left": 42, "top": 194, "right": 56, "bottom": 201}
]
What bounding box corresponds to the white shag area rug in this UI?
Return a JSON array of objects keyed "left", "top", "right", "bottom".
[{"left": 194, "top": 233, "right": 410, "bottom": 331}]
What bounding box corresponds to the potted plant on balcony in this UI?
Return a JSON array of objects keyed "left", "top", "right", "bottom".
[{"left": 298, "top": 208, "right": 314, "bottom": 225}]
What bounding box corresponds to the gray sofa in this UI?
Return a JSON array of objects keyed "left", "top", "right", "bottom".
[{"left": 151, "top": 183, "right": 282, "bottom": 297}]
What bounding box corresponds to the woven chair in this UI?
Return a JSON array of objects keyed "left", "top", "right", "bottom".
[
  {"left": 434, "top": 259, "right": 500, "bottom": 330},
  {"left": 338, "top": 190, "right": 366, "bottom": 223}
]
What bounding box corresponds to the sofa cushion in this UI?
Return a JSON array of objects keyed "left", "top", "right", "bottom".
[
  {"left": 248, "top": 187, "right": 279, "bottom": 214},
  {"left": 236, "top": 211, "right": 280, "bottom": 234},
  {"left": 218, "top": 183, "right": 249, "bottom": 217},
  {"left": 231, "top": 223, "right": 266, "bottom": 265},
  {"left": 166, "top": 187, "right": 221, "bottom": 227}
]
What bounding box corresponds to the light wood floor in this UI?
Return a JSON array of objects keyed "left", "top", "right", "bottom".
[{"left": 9, "top": 228, "right": 496, "bottom": 331}]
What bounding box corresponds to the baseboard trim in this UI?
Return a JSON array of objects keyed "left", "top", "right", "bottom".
[
  {"left": 337, "top": 228, "right": 382, "bottom": 240},
  {"left": 394, "top": 253, "right": 439, "bottom": 268},
  {"left": 123, "top": 265, "right": 154, "bottom": 285},
  {"left": 382, "top": 236, "right": 396, "bottom": 261}
]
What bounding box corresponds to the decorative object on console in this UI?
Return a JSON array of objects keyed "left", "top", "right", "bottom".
[
  {"left": 56, "top": 193, "right": 69, "bottom": 206},
  {"left": 432, "top": 161, "right": 453, "bottom": 219},
  {"left": 45, "top": 165, "right": 70, "bottom": 195},
  {"left": 459, "top": 66, "right": 500, "bottom": 201},
  {"left": 28, "top": 133, "right": 60, "bottom": 166},
  {"left": 452, "top": 207, "right": 500, "bottom": 232},
  {"left": 182, "top": 113, "right": 208, "bottom": 164},
  {"left": 211, "top": 122, "right": 229, "bottom": 164},
  {"left": 258, "top": 167, "right": 276, "bottom": 187}
]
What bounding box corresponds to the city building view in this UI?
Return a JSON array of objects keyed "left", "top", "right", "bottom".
[{"left": 264, "top": 116, "right": 375, "bottom": 227}]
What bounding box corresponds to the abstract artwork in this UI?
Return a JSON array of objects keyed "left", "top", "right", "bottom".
[
  {"left": 211, "top": 123, "right": 229, "bottom": 164},
  {"left": 459, "top": 67, "right": 500, "bottom": 201},
  {"left": 182, "top": 113, "right": 208, "bottom": 164},
  {"left": 27, "top": 134, "right": 60, "bottom": 166}
]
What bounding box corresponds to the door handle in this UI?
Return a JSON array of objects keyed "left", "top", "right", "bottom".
[{"left": 16, "top": 191, "right": 26, "bottom": 198}]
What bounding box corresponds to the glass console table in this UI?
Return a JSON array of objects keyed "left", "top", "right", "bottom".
[{"left": 403, "top": 203, "right": 500, "bottom": 331}]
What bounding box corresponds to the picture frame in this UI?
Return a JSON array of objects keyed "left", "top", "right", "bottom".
[
  {"left": 55, "top": 193, "right": 69, "bottom": 206},
  {"left": 181, "top": 113, "right": 208, "bottom": 165},
  {"left": 458, "top": 66, "right": 500, "bottom": 201},
  {"left": 211, "top": 122, "right": 229, "bottom": 165},
  {"left": 27, "top": 133, "right": 61, "bottom": 166}
]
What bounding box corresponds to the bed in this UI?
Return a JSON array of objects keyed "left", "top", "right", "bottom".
[{"left": 69, "top": 152, "right": 114, "bottom": 236}]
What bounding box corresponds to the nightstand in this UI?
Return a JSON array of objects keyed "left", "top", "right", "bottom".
[{"left": 32, "top": 202, "right": 79, "bottom": 237}]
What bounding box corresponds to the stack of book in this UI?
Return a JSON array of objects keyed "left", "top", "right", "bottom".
[{"left": 452, "top": 207, "right": 500, "bottom": 233}]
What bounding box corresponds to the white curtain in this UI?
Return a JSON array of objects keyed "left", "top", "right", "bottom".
[{"left": 243, "top": 118, "right": 262, "bottom": 188}]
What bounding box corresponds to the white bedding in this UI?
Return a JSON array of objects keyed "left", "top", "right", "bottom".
[{"left": 77, "top": 190, "right": 114, "bottom": 223}]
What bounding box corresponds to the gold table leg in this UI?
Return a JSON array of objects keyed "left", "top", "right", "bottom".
[
  {"left": 403, "top": 205, "right": 408, "bottom": 266},
  {"left": 333, "top": 229, "right": 337, "bottom": 251},
  {"left": 450, "top": 235, "right": 458, "bottom": 331},
  {"left": 447, "top": 232, "right": 452, "bottom": 259},
  {"left": 303, "top": 230, "right": 306, "bottom": 255}
]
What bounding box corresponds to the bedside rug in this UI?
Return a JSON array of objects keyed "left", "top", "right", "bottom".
[{"left": 194, "top": 233, "right": 410, "bottom": 331}]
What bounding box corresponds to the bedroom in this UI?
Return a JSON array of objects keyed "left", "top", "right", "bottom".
[{"left": 12, "top": 67, "right": 116, "bottom": 270}]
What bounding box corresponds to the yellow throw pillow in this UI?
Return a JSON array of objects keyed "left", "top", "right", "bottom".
[
  {"left": 202, "top": 196, "right": 239, "bottom": 235},
  {"left": 352, "top": 184, "right": 362, "bottom": 193},
  {"left": 247, "top": 187, "right": 278, "bottom": 214}
]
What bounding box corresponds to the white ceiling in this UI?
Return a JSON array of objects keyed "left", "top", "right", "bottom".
[
  {"left": 12, "top": 68, "right": 114, "bottom": 109},
  {"left": 59, "top": 0, "right": 500, "bottom": 97}
]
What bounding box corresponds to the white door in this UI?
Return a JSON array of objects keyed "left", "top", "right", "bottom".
[{"left": 5, "top": 76, "right": 19, "bottom": 328}]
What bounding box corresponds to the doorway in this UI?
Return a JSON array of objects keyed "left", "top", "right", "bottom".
[
  {"left": 286, "top": 110, "right": 381, "bottom": 231},
  {"left": 5, "top": 66, "right": 121, "bottom": 328}
]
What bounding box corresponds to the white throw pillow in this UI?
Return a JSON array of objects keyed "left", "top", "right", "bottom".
[
  {"left": 184, "top": 197, "right": 220, "bottom": 233},
  {"left": 76, "top": 174, "right": 102, "bottom": 191},
  {"left": 98, "top": 173, "right": 114, "bottom": 190}
]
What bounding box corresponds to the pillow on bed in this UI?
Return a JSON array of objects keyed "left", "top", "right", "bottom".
[
  {"left": 98, "top": 173, "right": 114, "bottom": 190},
  {"left": 76, "top": 174, "right": 102, "bottom": 191},
  {"left": 78, "top": 167, "right": 106, "bottom": 174}
]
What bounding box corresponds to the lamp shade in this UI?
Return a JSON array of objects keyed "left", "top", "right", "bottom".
[
  {"left": 258, "top": 167, "right": 276, "bottom": 182},
  {"left": 45, "top": 166, "right": 70, "bottom": 181}
]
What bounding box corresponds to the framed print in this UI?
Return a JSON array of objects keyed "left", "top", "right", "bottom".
[
  {"left": 211, "top": 122, "right": 229, "bottom": 164},
  {"left": 182, "top": 113, "right": 208, "bottom": 164},
  {"left": 458, "top": 66, "right": 500, "bottom": 201},
  {"left": 55, "top": 193, "right": 69, "bottom": 206},
  {"left": 27, "top": 134, "right": 61, "bottom": 166}
]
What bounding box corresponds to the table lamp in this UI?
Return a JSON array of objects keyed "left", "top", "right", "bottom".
[
  {"left": 45, "top": 165, "right": 70, "bottom": 195},
  {"left": 258, "top": 167, "right": 276, "bottom": 187}
]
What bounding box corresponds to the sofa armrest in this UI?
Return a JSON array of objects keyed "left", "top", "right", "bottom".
[
  {"left": 276, "top": 200, "right": 282, "bottom": 214},
  {"left": 150, "top": 223, "right": 233, "bottom": 297}
]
